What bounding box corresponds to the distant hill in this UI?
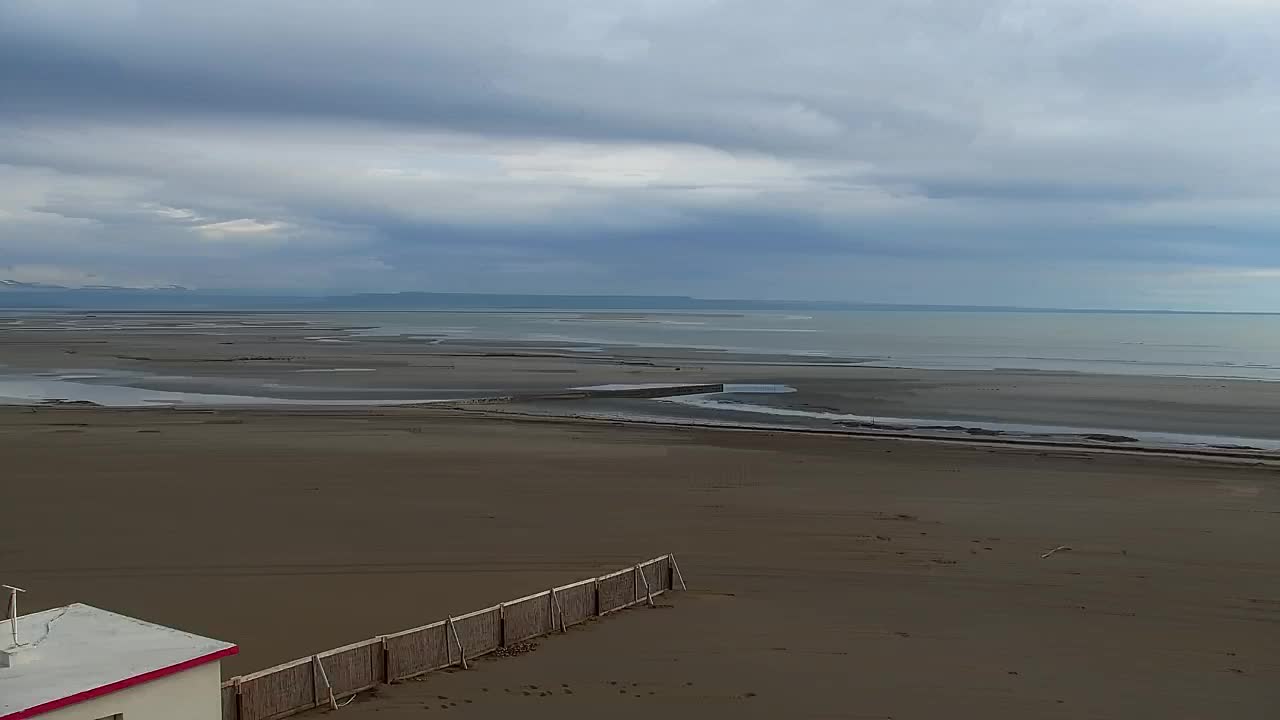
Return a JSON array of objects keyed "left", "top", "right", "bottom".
[
  {"left": 0, "top": 287, "right": 1005, "bottom": 312},
  {"left": 1, "top": 280, "right": 72, "bottom": 290},
  {"left": 0, "top": 284, "right": 288, "bottom": 310},
  {"left": 0, "top": 287, "right": 837, "bottom": 311},
  {"left": 0, "top": 286, "right": 1265, "bottom": 314},
  {"left": 313, "top": 292, "right": 853, "bottom": 311}
]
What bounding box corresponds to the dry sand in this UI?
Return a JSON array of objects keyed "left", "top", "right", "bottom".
[{"left": 3, "top": 405, "right": 1277, "bottom": 719}]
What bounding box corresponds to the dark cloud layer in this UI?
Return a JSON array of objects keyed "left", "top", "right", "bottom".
[{"left": 2, "top": 1, "right": 1280, "bottom": 309}]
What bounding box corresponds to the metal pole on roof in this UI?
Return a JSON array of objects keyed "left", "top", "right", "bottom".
[{"left": 2, "top": 585, "right": 26, "bottom": 646}]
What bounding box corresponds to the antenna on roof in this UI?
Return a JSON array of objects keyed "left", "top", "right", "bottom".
[{"left": 3, "top": 585, "right": 26, "bottom": 646}]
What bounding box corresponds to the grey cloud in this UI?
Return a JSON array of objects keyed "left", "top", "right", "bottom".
[
  {"left": 3, "top": 1, "right": 1280, "bottom": 308},
  {"left": 0, "top": 1, "right": 1015, "bottom": 157},
  {"left": 911, "top": 179, "right": 1186, "bottom": 203},
  {"left": 0, "top": 4, "right": 838, "bottom": 155},
  {"left": 1061, "top": 30, "right": 1249, "bottom": 100}
]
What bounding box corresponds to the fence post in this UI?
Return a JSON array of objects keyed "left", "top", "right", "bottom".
[
  {"left": 499, "top": 603, "right": 507, "bottom": 647},
  {"left": 634, "top": 565, "right": 641, "bottom": 605},
  {"left": 594, "top": 577, "right": 601, "bottom": 616},
  {"left": 311, "top": 655, "right": 321, "bottom": 708},
  {"left": 233, "top": 677, "right": 243, "bottom": 720},
  {"left": 550, "top": 588, "right": 567, "bottom": 633},
  {"left": 447, "top": 617, "right": 468, "bottom": 670},
  {"left": 638, "top": 564, "right": 654, "bottom": 607},
  {"left": 377, "top": 636, "right": 388, "bottom": 685},
  {"left": 312, "top": 655, "right": 337, "bottom": 710}
]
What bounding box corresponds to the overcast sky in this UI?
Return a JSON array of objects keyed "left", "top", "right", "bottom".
[{"left": 2, "top": 1, "right": 1279, "bottom": 309}]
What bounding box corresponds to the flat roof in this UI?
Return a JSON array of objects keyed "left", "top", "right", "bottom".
[{"left": 1, "top": 603, "right": 237, "bottom": 719}]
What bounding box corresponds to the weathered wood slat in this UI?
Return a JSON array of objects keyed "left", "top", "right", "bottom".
[{"left": 222, "top": 555, "right": 684, "bottom": 719}]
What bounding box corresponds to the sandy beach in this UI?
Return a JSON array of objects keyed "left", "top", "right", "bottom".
[
  {"left": 3, "top": 404, "right": 1277, "bottom": 719},
  {"left": 10, "top": 0, "right": 1280, "bottom": 715}
]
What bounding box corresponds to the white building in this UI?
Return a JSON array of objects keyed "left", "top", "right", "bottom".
[{"left": 1, "top": 603, "right": 237, "bottom": 720}]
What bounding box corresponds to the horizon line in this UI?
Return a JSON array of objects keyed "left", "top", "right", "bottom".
[{"left": 1, "top": 286, "right": 1278, "bottom": 316}]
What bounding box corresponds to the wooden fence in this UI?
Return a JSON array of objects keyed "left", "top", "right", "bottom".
[{"left": 220, "top": 554, "right": 685, "bottom": 720}]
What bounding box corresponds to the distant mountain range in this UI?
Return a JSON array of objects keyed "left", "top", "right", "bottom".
[
  {"left": 0, "top": 284, "right": 1269, "bottom": 314},
  {"left": 0, "top": 280, "right": 190, "bottom": 292},
  {"left": 0, "top": 284, "right": 867, "bottom": 311}
]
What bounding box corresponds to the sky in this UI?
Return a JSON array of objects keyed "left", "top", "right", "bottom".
[{"left": 2, "top": 1, "right": 1279, "bottom": 310}]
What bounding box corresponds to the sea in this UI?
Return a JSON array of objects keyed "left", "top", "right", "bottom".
[{"left": 334, "top": 309, "right": 1280, "bottom": 382}]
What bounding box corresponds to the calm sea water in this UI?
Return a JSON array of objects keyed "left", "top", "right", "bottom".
[{"left": 337, "top": 310, "right": 1280, "bottom": 381}]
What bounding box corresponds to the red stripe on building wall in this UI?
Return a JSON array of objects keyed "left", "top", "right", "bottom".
[{"left": 2, "top": 645, "right": 238, "bottom": 720}]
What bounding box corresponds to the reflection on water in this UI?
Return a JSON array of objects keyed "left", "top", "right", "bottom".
[
  {"left": 720, "top": 384, "right": 796, "bottom": 394},
  {"left": 333, "top": 310, "right": 1280, "bottom": 381},
  {"left": 10, "top": 309, "right": 1280, "bottom": 380},
  {"left": 663, "top": 388, "right": 1280, "bottom": 452},
  {"left": 0, "top": 375, "right": 453, "bottom": 407}
]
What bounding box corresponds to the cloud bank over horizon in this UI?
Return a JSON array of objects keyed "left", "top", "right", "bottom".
[{"left": 2, "top": 1, "right": 1279, "bottom": 309}]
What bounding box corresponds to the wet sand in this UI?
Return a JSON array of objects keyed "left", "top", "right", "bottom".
[
  {"left": 5, "top": 311, "right": 1280, "bottom": 449},
  {"left": 3, "top": 405, "right": 1278, "bottom": 719}
]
